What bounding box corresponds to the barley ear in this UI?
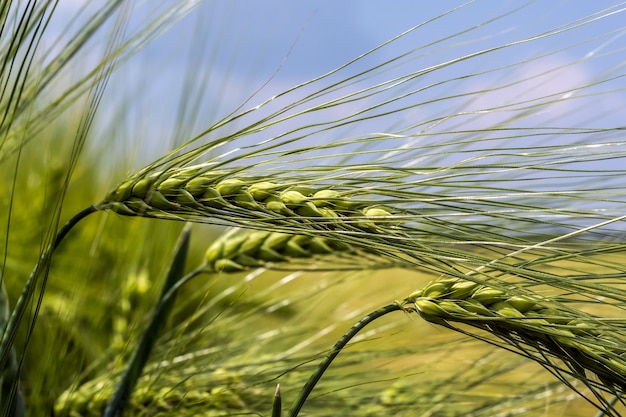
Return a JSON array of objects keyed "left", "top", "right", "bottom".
[
  {"left": 204, "top": 230, "right": 355, "bottom": 273},
  {"left": 401, "top": 278, "right": 626, "bottom": 403},
  {"left": 98, "top": 173, "right": 401, "bottom": 233}
]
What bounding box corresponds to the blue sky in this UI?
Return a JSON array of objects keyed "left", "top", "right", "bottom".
[{"left": 51, "top": 1, "right": 626, "bottom": 165}]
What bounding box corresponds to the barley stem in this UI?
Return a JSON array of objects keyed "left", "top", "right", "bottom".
[
  {"left": 0, "top": 205, "right": 97, "bottom": 378},
  {"left": 0, "top": 284, "right": 24, "bottom": 417},
  {"left": 287, "top": 303, "right": 402, "bottom": 417}
]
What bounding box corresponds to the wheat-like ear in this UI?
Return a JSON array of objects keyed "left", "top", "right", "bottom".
[
  {"left": 204, "top": 228, "right": 397, "bottom": 272},
  {"left": 96, "top": 170, "right": 397, "bottom": 232},
  {"left": 400, "top": 277, "right": 626, "bottom": 413}
]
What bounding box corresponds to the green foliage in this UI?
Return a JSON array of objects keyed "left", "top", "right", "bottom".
[{"left": 1, "top": 1, "right": 626, "bottom": 416}]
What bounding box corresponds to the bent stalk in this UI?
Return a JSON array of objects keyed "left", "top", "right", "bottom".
[
  {"left": 287, "top": 303, "right": 402, "bottom": 417},
  {"left": 0, "top": 205, "right": 97, "bottom": 372}
]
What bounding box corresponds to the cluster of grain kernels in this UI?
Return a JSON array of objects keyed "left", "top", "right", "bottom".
[
  {"left": 403, "top": 278, "right": 626, "bottom": 384},
  {"left": 204, "top": 230, "right": 352, "bottom": 272},
  {"left": 102, "top": 169, "right": 396, "bottom": 229}
]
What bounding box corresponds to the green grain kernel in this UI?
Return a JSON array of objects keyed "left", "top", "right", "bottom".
[
  {"left": 318, "top": 207, "right": 339, "bottom": 218},
  {"left": 113, "top": 180, "right": 135, "bottom": 201},
  {"left": 184, "top": 175, "right": 216, "bottom": 196},
  {"left": 199, "top": 187, "right": 228, "bottom": 208},
  {"left": 216, "top": 179, "right": 245, "bottom": 196},
  {"left": 311, "top": 189, "right": 340, "bottom": 207},
  {"left": 223, "top": 235, "right": 246, "bottom": 258},
  {"left": 257, "top": 247, "right": 287, "bottom": 263},
  {"left": 308, "top": 237, "right": 334, "bottom": 254},
  {"left": 423, "top": 280, "right": 454, "bottom": 298},
  {"left": 108, "top": 202, "right": 136, "bottom": 216},
  {"left": 415, "top": 298, "right": 447, "bottom": 317},
  {"left": 233, "top": 191, "right": 262, "bottom": 210},
  {"left": 296, "top": 202, "right": 323, "bottom": 217},
  {"left": 264, "top": 233, "right": 292, "bottom": 249},
  {"left": 438, "top": 300, "right": 468, "bottom": 317},
  {"left": 506, "top": 296, "right": 538, "bottom": 313},
  {"left": 449, "top": 280, "right": 479, "bottom": 299},
  {"left": 214, "top": 259, "right": 246, "bottom": 273},
  {"left": 363, "top": 207, "right": 392, "bottom": 217},
  {"left": 125, "top": 197, "right": 152, "bottom": 212},
  {"left": 471, "top": 287, "right": 506, "bottom": 305},
  {"left": 248, "top": 182, "right": 280, "bottom": 200},
  {"left": 406, "top": 289, "right": 424, "bottom": 300},
  {"left": 131, "top": 178, "right": 156, "bottom": 198},
  {"left": 173, "top": 189, "right": 199, "bottom": 207},
  {"left": 265, "top": 196, "right": 291, "bottom": 214},
  {"left": 233, "top": 253, "right": 264, "bottom": 268},
  {"left": 238, "top": 232, "right": 269, "bottom": 255},
  {"left": 145, "top": 190, "right": 179, "bottom": 210},
  {"left": 205, "top": 241, "right": 225, "bottom": 263},
  {"left": 280, "top": 190, "right": 307, "bottom": 206},
  {"left": 284, "top": 236, "right": 310, "bottom": 257},
  {"left": 157, "top": 177, "right": 187, "bottom": 194},
  {"left": 491, "top": 301, "right": 524, "bottom": 318}
]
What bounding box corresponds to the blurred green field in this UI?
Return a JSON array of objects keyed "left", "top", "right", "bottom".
[
  {"left": 2, "top": 2, "right": 626, "bottom": 416},
  {"left": 2, "top": 148, "right": 622, "bottom": 415}
]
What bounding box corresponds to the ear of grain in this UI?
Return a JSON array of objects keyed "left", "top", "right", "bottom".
[
  {"left": 97, "top": 173, "right": 400, "bottom": 234},
  {"left": 402, "top": 278, "right": 626, "bottom": 400},
  {"left": 204, "top": 229, "right": 356, "bottom": 273}
]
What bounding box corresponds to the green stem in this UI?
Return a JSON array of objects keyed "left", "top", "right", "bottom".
[
  {"left": 0, "top": 205, "right": 97, "bottom": 372},
  {"left": 287, "top": 303, "right": 402, "bottom": 417}
]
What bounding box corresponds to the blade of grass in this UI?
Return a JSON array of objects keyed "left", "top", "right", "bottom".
[{"left": 272, "top": 384, "right": 281, "bottom": 417}]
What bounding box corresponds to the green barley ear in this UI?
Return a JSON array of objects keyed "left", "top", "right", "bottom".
[
  {"left": 204, "top": 229, "right": 367, "bottom": 273},
  {"left": 111, "top": 269, "right": 152, "bottom": 364},
  {"left": 97, "top": 173, "right": 400, "bottom": 235},
  {"left": 401, "top": 277, "right": 626, "bottom": 415}
]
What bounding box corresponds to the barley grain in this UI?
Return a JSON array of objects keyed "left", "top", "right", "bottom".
[
  {"left": 402, "top": 278, "right": 626, "bottom": 393},
  {"left": 97, "top": 171, "right": 399, "bottom": 232}
]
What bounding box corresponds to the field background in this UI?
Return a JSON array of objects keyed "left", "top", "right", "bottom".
[{"left": 1, "top": 1, "right": 625, "bottom": 416}]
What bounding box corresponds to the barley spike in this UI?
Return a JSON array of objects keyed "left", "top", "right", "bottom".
[
  {"left": 402, "top": 278, "right": 626, "bottom": 394},
  {"left": 205, "top": 230, "right": 353, "bottom": 272},
  {"left": 97, "top": 170, "right": 399, "bottom": 231}
]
